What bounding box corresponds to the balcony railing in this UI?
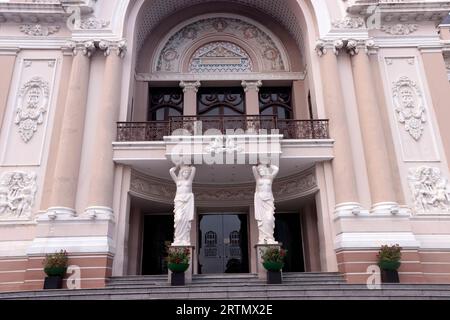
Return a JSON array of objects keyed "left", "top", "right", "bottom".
[{"left": 117, "top": 116, "right": 329, "bottom": 142}]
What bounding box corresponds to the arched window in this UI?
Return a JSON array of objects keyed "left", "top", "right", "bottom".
[
  {"left": 148, "top": 87, "right": 183, "bottom": 121},
  {"left": 259, "top": 87, "right": 293, "bottom": 120},
  {"left": 197, "top": 87, "right": 246, "bottom": 116}
]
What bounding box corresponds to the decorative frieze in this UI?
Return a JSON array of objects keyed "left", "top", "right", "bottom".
[
  {"left": 409, "top": 167, "right": 450, "bottom": 213},
  {"left": 381, "top": 24, "right": 419, "bottom": 35},
  {"left": 0, "top": 171, "right": 37, "bottom": 219},
  {"left": 332, "top": 16, "right": 366, "bottom": 29},
  {"left": 130, "top": 169, "right": 317, "bottom": 205},
  {"left": 15, "top": 76, "right": 50, "bottom": 143},
  {"left": 392, "top": 76, "right": 426, "bottom": 141},
  {"left": 20, "top": 24, "right": 60, "bottom": 36}
]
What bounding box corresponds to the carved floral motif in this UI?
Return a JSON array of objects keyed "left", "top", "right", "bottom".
[
  {"left": 0, "top": 171, "right": 37, "bottom": 219},
  {"left": 408, "top": 167, "right": 450, "bottom": 213},
  {"left": 15, "top": 77, "right": 50, "bottom": 143},
  {"left": 392, "top": 76, "right": 426, "bottom": 141}
]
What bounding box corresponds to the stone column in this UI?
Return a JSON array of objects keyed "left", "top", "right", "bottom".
[
  {"left": 47, "top": 41, "right": 95, "bottom": 216},
  {"left": 0, "top": 48, "right": 19, "bottom": 128},
  {"left": 180, "top": 81, "right": 200, "bottom": 116},
  {"left": 315, "top": 40, "right": 360, "bottom": 214},
  {"left": 421, "top": 50, "right": 450, "bottom": 171},
  {"left": 348, "top": 40, "right": 398, "bottom": 213},
  {"left": 242, "top": 80, "right": 262, "bottom": 115},
  {"left": 85, "top": 40, "right": 127, "bottom": 217}
]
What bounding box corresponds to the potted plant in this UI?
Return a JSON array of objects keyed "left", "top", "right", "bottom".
[
  {"left": 261, "top": 247, "right": 287, "bottom": 284},
  {"left": 42, "top": 250, "right": 68, "bottom": 290},
  {"left": 377, "top": 244, "right": 402, "bottom": 283},
  {"left": 167, "top": 247, "right": 190, "bottom": 286}
]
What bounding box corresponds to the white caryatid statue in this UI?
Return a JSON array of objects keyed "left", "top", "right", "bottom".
[
  {"left": 170, "top": 164, "right": 196, "bottom": 246},
  {"left": 253, "top": 163, "right": 279, "bottom": 244}
]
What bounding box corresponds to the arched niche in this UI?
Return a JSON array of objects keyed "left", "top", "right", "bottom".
[{"left": 150, "top": 14, "right": 292, "bottom": 74}]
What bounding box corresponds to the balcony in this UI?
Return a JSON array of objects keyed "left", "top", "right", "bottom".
[{"left": 117, "top": 115, "right": 330, "bottom": 142}]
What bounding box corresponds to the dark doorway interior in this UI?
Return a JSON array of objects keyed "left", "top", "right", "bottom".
[
  {"left": 275, "top": 213, "right": 305, "bottom": 272},
  {"left": 141, "top": 214, "right": 174, "bottom": 275}
]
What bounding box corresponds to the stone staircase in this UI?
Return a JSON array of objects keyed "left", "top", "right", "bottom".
[{"left": 1, "top": 273, "right": 450, "bottom": 300}]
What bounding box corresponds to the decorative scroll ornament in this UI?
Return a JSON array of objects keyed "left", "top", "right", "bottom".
[
  {"left": 0, "top": 171, "right": 37, "bottom": 219},
  {"left": 381, "top": 24, "right": 418, "bottom": 35},
  {"left": 15, "top": 77, "right": 50, "bottom": 143},
  {"left": 20, "top": 24, "right": 60, "bottom": 36},
  {"left": 392, "top": 76, "right": 426, "bottom": 141},
  {"left": 408, "top": 167, "right": 450, "bottom": 213}
]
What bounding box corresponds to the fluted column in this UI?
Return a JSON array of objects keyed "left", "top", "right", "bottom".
[
  {"left": 85, "top": 40, "right": 127, "bottom": 217},
  {"left": 315, "top": 40, "right": 360, "bottom": 213},
  {"left": 348, "top": 40, "right": 398, "bottom": 213},
  {"left": 47, "top": 41, "right": 95, "bottom": 216},
  {"left": 242, "top": 80, "right": 262, "bottom": 115},
  {"left": 180, "top": 81, "right": 200, "bottom": 116}
]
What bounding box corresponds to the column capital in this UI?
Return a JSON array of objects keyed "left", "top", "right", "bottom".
[
  {"left": 347, "top": 39, "right": 377, "bottom": 56},
  {"left": 64, "top": 40, "right": 96, "bottom": 57},
  {"left": 316, "top": 38, "right": 377, "bottom": 57},
  {"left": 241, "top": 80, "right": 263, "bottom": 92},
  {"left": 315, "top": 39, "right": 343, "bottom": 57},
  {"left": 180, "top": 80, "right": 201, "bottom": 93},
  {"left": 99, "top": 40, "right": 127, "bottom": 59}
]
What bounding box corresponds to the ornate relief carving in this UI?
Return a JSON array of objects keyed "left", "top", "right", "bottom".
[
  {"left": 189, "top": 42, "right": 253, "bottom": 73},
  {"left": 392, "top": 76, "right": 426, "bottom": 141},
  {"left": 381, "top": 24, "right": 418, "bottom": 35},
  {"left": 20, "top": 24, "right": 60, "bottom": 36},
  {"left": 156, "top": 17, "right": 286, "bottom": 72},
  {"left": 332, "top": 16, "right": 365, "bottom": 29},
  {"left": 0, "top": 171, "right": 37, "bottom": 219},
  {"left": 130, "top": 169, "right": 317, "bottom": 205},
  {"left": 205, "top": 137, "right": 245, "bottom": 155},
  {"left": 79, "top": 17, "right": 110, "bottom": 30},
  {"left": 408, "top": 167, "right": 450, "bottom": 213},
  {"left": 15, "top": 77, "right": 50, "bottom": 143}
]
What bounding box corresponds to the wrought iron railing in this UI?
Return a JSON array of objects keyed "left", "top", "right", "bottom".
[{"left": 117, "top": 116, "right": 329, "bottom": 142}]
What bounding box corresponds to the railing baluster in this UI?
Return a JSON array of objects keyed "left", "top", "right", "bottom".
[{"left": 116, "top": 117, "right": 330, "bottom": 141}]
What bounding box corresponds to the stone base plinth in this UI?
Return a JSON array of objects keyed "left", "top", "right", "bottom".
[
  {"left": 255, "top": 244, "right": 282, "bottom": 280},
  {"left": 168, "top": 246, "right": 195, "bottom": 285}
]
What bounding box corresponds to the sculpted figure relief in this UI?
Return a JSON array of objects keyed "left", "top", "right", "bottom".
[
  {"left": 253, "top": 163, "right": 279, "bottom": 244},
  {"left": 170, "top": 164, "right": 196, "bottom": 246},
  {"left": 0, "top": 171, "right": 37, "bottom": 219}
]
